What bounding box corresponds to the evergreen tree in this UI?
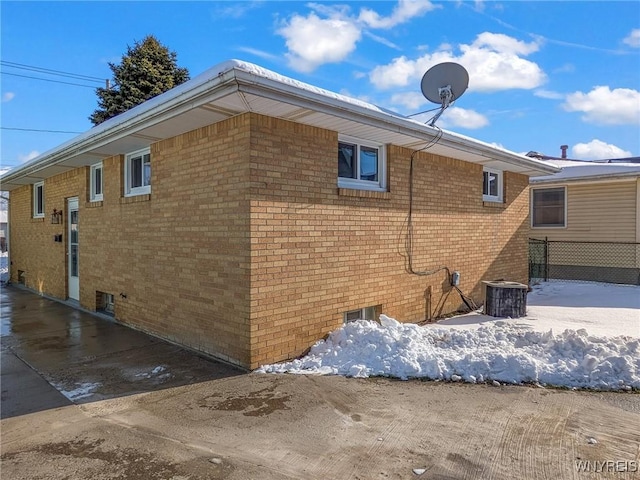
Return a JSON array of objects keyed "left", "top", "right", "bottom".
[{"left": 89, "top": 35, "right": 189, "bottom": 125}]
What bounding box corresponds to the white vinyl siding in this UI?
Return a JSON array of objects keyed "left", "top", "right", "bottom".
[{"left": 530, "top": 181, "right": 637, "bottom": 242}]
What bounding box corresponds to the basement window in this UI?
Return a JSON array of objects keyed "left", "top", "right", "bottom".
[
  {"left": 344, "top": 305, "right": 380, "bottom": 323},
  {"left": 124, "top": 148, "right": 151, "bottom": 196},
  {"left": 33, "top": 181, "right": 44, "bottom": 218},
  {"left": 96, "top": 291, "right": 115, "bottom": 316},
  {"left": 338, "top": 136, "right": 387, "bottom": 192}
]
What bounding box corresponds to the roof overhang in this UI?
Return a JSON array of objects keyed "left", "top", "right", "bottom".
[
  {"left": 0, "top": 60, "right": 559, "bottom": 191},
  {"left": 531, "top": 171, "right": 640, "bottom": 186}
]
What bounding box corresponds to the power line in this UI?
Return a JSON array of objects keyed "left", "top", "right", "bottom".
[
  {"left": 1, "top": 60, "right": 104, "bottom": 83},
  {"left": 1, "top": 127, "right": 83, "bottom": 134},
  {"left": 1, "top": 71, "right": 98, "bottom": 89}
]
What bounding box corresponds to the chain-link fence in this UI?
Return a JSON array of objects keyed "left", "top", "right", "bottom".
[{"left": 529, "top": 238, "right": 640, "bottom": 285}]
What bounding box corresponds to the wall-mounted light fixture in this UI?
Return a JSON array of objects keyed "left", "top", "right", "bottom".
[{"left": 51, "top": 208, "right": 63, "bottom": 224}]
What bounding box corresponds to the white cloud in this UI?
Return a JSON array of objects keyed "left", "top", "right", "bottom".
[
  {"left": 439, "top": 107, "right": 489, "bottom": 129},
  {"left": 358, "top": 0, "right": 438, "bottom": 29},
  {"left": 363, "top": 31, "right": 401, "bottom": 50},
  {"left": 278, "top": 1, "right": 438, "bottom": 72},
  {"left": 572, "top": 140, "right": 632, "bottom": 160},
  {"left": 214, "top": 1, "right": 262, "bottom": 19},
  {"left": 534, "top": 89, "right": 564, "bottom": 100},
  {"left": 390, "top": 91, "right": 427, "bottom": 110},
  {"left": 277, "top": 12, "right": 361, "bottom": 72},
  {"left": 235, "top": 46, "right": 279, "bottom": 61},
  {"left": 622, "top": 29, "right": 640, "bottom": 48},
  {"left": 369, "top": 32, "right": 546, "bottom": 92},
  {"left": 562, "top": 86, "right": 640, "bottom": 125},
  {"left": 18, "top": 151, "right": 40, "bottom": 163},
  {"left": 409, "top": 106, "right": 488, "bottom": 129},
  {"left": 2, "top": 92, "right": 15, "bottom": 102},
  {"left": 553, "top": 63, "right": 575, "bottom": 74}
]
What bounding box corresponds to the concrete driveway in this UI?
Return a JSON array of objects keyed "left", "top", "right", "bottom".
[
  {"left": 1, "top": 286, "right": 241, "bottom": 419},
  {"left": 1, "top": 286, "right": 639, "bottom": 480}
]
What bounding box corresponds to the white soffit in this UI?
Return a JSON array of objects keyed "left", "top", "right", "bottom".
[{"left": 0, "top": 60, "right": 558, "bottom": 191}]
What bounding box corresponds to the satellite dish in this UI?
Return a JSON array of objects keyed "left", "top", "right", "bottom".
[{"left": 419, "top": 62, "right": 469, "bottom": 127}]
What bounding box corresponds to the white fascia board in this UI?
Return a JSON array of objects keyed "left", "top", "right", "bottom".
[
  {"left": 233, "top": 69, "right": 559, "bottom": 176},
  {"left": 0, "top": 64, "right": 241, "bottom": 185},
  {"left": 1, "top": 59, "right": 559, "bottom": 186},
  {"left": 531, "top": 171, "right": 640, "bottom": 185}
]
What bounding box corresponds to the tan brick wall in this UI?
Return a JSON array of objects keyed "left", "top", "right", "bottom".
[
  {"left": 9, "top": 170, "right": 85, "bottom": 298},
  {"left": 247, "top": 114, "right": 529, "bottom": 368},
  {"left": 82, "top": 116, "right": 252, "bottom": 367},
  {"left": 10, "top": 115, "right": 252, "bottom": 368},
  {"left": 8, "top": 111, "right": 530, "bottom": 370}
]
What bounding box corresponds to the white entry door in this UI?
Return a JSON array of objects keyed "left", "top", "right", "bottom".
[{"left": 68, "top": 197, "right": 79, "bottom": 301}]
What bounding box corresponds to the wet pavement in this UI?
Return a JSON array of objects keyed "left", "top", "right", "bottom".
[
  {"left": 2, "top": 286, "right": 639, "bottom": 479},
  {"left": 0, "top": 285, "right": 241, "bottom": 418}
]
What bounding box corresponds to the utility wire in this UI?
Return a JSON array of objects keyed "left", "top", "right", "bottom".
[
  {"left": 1, "top": 71, "right": 98, "bottom": 89},
  {"left": 1, "top": 60, "right": 104, "bottom": 82},
  {"left": 1, "top": 127, "right": 83, "bottom": 134}
]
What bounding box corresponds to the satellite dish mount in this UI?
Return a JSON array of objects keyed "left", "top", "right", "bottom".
[{"left": 420, "top": 62, "right": 469, "bottom": 127}]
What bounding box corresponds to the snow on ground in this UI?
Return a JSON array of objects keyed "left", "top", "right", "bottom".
[
  {"left": 258, "top": 281, "right": 640, "bottom": 391},
  {"left": 441, "top": 281, "right": 640, "bottom": 338},
  {"left": 57, "top": 382, "right": 101, "bottom": 401}
]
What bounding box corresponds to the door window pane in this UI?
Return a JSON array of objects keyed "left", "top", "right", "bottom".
[{"left": 70, "top": 245, "right": 78, "bottom": 277}]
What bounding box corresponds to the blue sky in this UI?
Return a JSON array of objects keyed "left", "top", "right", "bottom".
[{"left": 1, "top": 1, "right": 639, "bottom": 170}]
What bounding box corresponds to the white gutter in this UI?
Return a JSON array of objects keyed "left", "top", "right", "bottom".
[
  {"left": 1, "top": 59, "right": 559, "bottom": 186},
  {"left": 232, "top": 69, "right": 559, "bottom": 175},
  {"left": 1, "top": 66, "right": 241, "bottom": 185},
  {"left": 531, "top": 170, "right": 640, "bottom": 185}
]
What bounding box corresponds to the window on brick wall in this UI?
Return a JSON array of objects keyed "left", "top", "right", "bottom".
[
  {"left": 90, "top": 162, "right": 103, "bottom": 201},
  {"left": 482, "top": 167, "right": 503, "bottom": 202},
  {"left": 33, "top": 181, "right": 44, "bottom": 218},
  {"left": 124, "top": 148, "right": 151, "bottom": 196},
  {"left": 338, "top": 136, "right": 386, "bottom": 191},
  {"left": 532, "top": 187, "right": 566, "bottom": 228},
  {"left": 344, "top": 305, "right": 380, "bottom": 323}
]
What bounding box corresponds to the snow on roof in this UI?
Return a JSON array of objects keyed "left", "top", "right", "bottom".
[
  {"left": 2, "top": 59, "right": 558, "bottom": 187},
  {"left": 531, "top": 159, "right": 640, "bottom": 183}
]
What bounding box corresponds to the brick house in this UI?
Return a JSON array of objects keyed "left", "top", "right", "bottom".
[{"left": 1, "top": 60, "right": 558, "bottom": 369}]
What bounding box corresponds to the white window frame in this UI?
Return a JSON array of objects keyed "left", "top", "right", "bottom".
[
  {"left": 33, "top": 181, "right": 44, "bottom": 218},
  {"left": 90, "top": 162, "right": 103, "bottom": 202},
  {"left": 343, "top": 306, "right": 378, "bottom": 323},
  {"left": 124, "top": 147, "right": 151, "bottom": 197},
  {"left": 337, "top": 135, "right": 387, "bottom": 192},
  {"left": 482, "top": 167, "right": 503, "bottom": 203},
  {"left": 531, "top": 186, "right": 567, "bottom": 228}
]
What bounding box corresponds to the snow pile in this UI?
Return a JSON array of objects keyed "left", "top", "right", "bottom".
[{"left": 258, "top": 315, "right": 639, "bottom": 391}]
